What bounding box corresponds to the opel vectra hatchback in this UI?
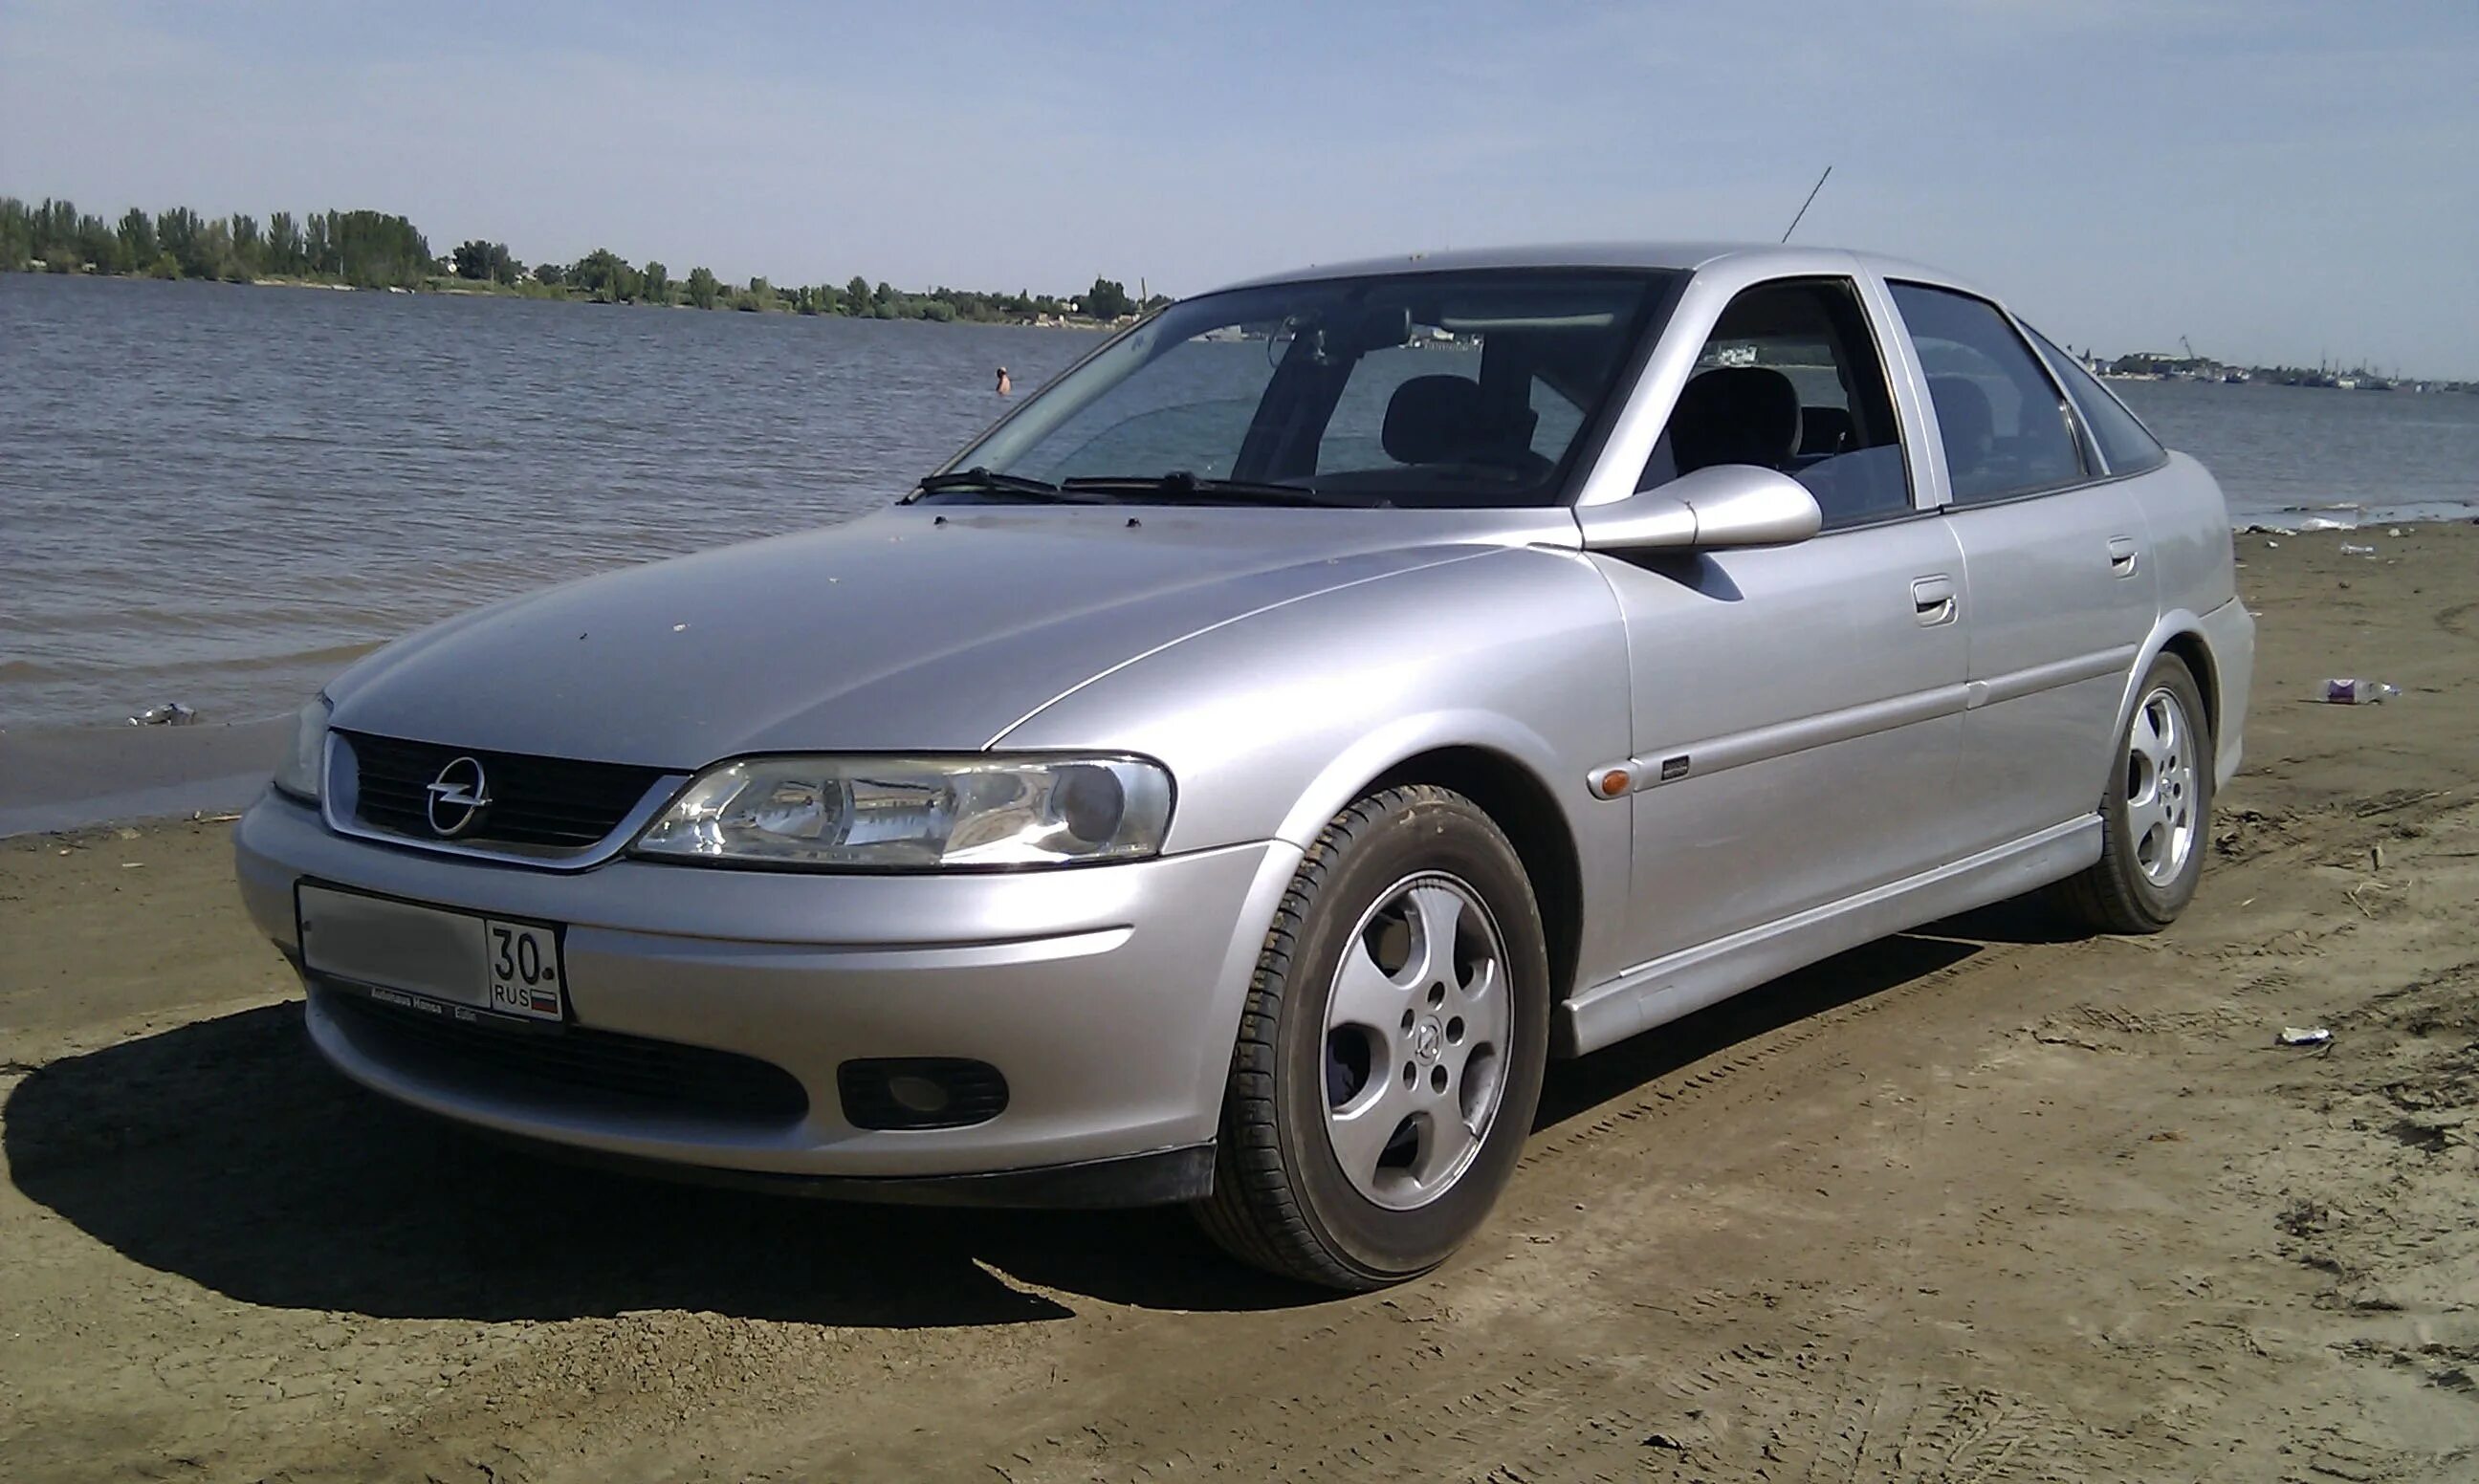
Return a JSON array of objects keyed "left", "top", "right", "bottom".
[{"left": 236, "top": 244, "right": 2253, "bottom": 1289}]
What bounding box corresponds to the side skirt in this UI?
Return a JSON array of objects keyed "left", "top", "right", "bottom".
[{"left": 1556, "top": 816, "right": 2102, "bottom": 1058}]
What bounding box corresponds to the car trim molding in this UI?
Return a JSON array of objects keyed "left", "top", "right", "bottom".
[
  {"left": 1586, "top": 680, "right": 1968, "bottom": 799},
  {"left": 1963, "top": 644, "right": 2139, "bottom": 710},
  {"left": 1556, "top": 815, "right": 2102, "bottom": 1057},
  {"left": 1586, "top": 643, "right": 2140, "bottom": 801}
]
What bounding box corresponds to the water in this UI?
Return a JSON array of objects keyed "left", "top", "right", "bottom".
[
  {"left": 5, "top": 273, "right": 2475, "bottom": 731},
  {"left": 2108, "top": 376, "right": 2479, "bottom": 528},
  {"left": 3, "top": 274, "right": 1101, "bottom": 730}
]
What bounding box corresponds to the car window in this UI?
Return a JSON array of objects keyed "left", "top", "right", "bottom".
[
  {"left": 1638, "top": 276, "right": 1912, "bottom": 530},
  {"left": 1013, "top": 338, "right": 1270, "bottom": 483},
  {"left": 1306, "top": 342, "right": 1586, "bottom": 474},
  {"left": 952, "top": 271, "right": 1672, "bottom": 509},
  {"left": 1529, "top": 376, "right": 1585, "bottom": 462},
  {"left": 2024, "top": 325, "right": 2169, "bottom": 475},
  {"left": 1316, "top": 337, "right": 1477, "bottom": 474},
  {"left": 1889, "top": 283, "right": 2086, "bottom": 504},
  {"left": 1309, "top": 316, "right": 1639, "bottom": 495}
]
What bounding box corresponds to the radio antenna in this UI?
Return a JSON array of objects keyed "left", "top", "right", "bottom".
[{"left": 1780, "top": 165, "right": 1833, "bottom": 243}]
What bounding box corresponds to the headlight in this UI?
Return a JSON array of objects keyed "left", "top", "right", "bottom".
[
  {"left": 272, "top": 695, "right": 332, "bottom": 802},
  {"left": 633, "top": 755, "right": 1174, "bottom": 869}
]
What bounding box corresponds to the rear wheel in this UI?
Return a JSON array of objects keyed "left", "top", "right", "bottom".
[
  {"left": 2056, "top": 653, "right": 2211, "bottom": 933},
  {"left": 1194, "top": 785, "right": 1550, "bottom": 1290}
]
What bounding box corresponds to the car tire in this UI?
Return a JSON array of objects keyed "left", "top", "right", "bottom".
[
  {"left": 1194, "top": 784, "right": 1550, "bottom": 1290},
  {"left": 2055, "top": 653, "right": 2212, "bottom": 933}
]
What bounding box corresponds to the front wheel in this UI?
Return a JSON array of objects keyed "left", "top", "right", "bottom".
[
  {"left": 1194, "top": 785, "right": 1550, "bottom": 1290},
  {"left": 2056, "top": 653, "right": 2212, "bottom": 933}
]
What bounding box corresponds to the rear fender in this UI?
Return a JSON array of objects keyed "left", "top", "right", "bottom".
[{"left": 2103, "top": 607, "right": 2248, "bottom": 797}]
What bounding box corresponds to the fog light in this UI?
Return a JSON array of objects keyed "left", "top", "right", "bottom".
[
  {"left": 883, "top": 1074, "right": 951, "bottom": 1116},
  {"left": 838, "top": 1058, "right": 1009, "bottom": 1130}
]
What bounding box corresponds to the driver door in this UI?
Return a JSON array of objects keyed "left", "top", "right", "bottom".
[{"left": 1590, "top": 274, "right": 1970, "bottom": 971}]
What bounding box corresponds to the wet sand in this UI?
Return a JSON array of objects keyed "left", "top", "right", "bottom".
[
  {"left": 0, "top": 715, "right": 289, "bottom": 839},
  {"left": 3, "top": 524, "right": 2475, "bottom": 1482}
]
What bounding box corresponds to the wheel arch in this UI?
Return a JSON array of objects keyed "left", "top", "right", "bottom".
[
  {"left": 1366, "top": 745, "right": 1588, "bottom": 1019},
  {"left": 2104, "top": 611, "right": 2220, "bottom": 797},
  {"left": 2160, "top": 626, "right": 2221, "bottom": 746}
]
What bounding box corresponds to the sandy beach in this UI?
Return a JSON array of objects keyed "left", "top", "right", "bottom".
[{"left": 3, "top": 524, "right": 2474, "bottom": 1482}]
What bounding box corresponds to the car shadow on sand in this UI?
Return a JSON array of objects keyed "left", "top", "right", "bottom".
[
  {"left": 6, "top": 906, "right": 2051, "bottom": 1327},
  {"left": 2, "top": 1001, "right": 1296, "bottom": 1326}
]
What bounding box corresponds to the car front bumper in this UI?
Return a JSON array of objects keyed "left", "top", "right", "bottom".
[{"left": 235, "top": 794, "right": 1301, "bottom": 1202}]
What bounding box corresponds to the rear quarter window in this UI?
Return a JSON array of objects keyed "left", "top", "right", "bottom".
[{"left": 2026, "top": 328, "right": 2170, "bottom": 475}]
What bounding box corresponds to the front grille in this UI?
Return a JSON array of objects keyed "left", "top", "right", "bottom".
[
  {"left": 316, "top": 985, "right": 810, "bottom": 1123},
  {"left": 341, "top": 731, "right": 668, "bottom": 851}
]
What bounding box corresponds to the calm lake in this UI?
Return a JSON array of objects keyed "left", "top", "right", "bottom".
[{"left": 5, "top": 273, "right": 2475, "bottom": 731}]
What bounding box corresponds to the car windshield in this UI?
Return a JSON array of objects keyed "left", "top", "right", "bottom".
[{"left": 932, "top": 269, "right": 1676, "bottom": 509}]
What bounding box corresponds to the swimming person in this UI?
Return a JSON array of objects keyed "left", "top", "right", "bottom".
[{"left": 996, "top": 366, "right": 1012, "bottom": 397}]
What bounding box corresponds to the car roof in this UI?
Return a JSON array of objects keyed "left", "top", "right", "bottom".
[{"left": 1213, "top": 242, "right": 1974, "bottom": 295}]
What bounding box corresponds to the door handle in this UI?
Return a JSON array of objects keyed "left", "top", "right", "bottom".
[
  {"left": 2108, "top": 536, "right": 2139, "bottom": 578},
  {"left": 1911, "top": 575, "right": 1957, "bottom": 626}
]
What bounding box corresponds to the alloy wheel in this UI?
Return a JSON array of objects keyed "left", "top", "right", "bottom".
[
  {"left": 2125, "top": 686, "right": 2199, "bottom": 887},
  {"left": 1320, "top": 872, "right": 1510, "bottom": 1211}
]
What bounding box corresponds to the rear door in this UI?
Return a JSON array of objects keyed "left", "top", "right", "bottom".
[
  {"left": 1593, "top": 274, "right": 1969, "bottom": 971},
  {"left": 1885, "top": 282, "right": 2161, "bottom": 854}
]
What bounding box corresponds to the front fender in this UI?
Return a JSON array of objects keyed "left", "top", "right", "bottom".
[
  {"left": 1265, "top": 706, "right": 1573, "bottom": 852},
  {"left": 996, "top": 544, "right": 1636, "bottom": 990}
]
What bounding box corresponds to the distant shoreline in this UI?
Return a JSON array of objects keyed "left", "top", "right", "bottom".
[
  {"left": 20, "top": 266, "right": 1132, "bottom": 331},
  {"left": 4, "top": 195, "right": 1154, "bottom": 328}
]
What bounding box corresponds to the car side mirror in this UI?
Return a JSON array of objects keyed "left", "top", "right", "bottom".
[{"left": 1574, "top": 465, "right": 1823, "bottom": 553}]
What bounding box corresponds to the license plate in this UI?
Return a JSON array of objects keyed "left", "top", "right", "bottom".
[{"left": 296, "top": 883, "right": 565, "bottom": 1024}]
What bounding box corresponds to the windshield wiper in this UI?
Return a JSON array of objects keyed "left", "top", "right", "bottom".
[
  {"left": 1060, "top": 471, "right": 1372, "bottom": 509},
  {"left": 910, "top": 468, "right": 1091, "bottom": 502}
]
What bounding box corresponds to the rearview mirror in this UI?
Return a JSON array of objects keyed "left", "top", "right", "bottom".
[{"left": 1574, "top": 465, "right": 1823, "bottom": 554}]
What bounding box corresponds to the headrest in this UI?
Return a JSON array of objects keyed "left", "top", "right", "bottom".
[
  {"left": 1383, "top": 376, "right": 1486, "bottom": 465},
  {"left": 1671, "top": 367, "right": 1801, "bottom": 473}
]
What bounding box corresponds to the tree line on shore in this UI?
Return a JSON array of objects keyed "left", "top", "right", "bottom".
[{"left": 0, "top": 196, "right": 1152, "bottom": 324}]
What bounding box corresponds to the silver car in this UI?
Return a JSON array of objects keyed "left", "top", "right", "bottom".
[{"left": 235, "top": 243, "right": 2254, "bottom": 1289}]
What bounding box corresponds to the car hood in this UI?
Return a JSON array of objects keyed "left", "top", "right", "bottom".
[{"left": 325, "top": 504, "right": 1574, "bottom": 768}]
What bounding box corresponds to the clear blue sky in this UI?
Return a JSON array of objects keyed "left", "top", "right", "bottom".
[{"left": 6, "top": 0, "right": 2474, "bottom": 376}]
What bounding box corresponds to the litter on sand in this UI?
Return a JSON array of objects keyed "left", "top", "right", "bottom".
[
  {"left": 127, "top": 701, "right": 197, "bottom": 726},
  {"left": 2339, "top": 543, "right": 2376, "bottom": 556},
  {"left": 2277, "top": 1027, "right": 2335, "bottom": 1047},
  {"left": 2320, "top": 678, "right": 2400, "bottom": 704}
]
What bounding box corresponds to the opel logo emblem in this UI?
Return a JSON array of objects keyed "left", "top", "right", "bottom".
[{"left": 425, "top": 756, "right": 492, "bottom": 838}]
